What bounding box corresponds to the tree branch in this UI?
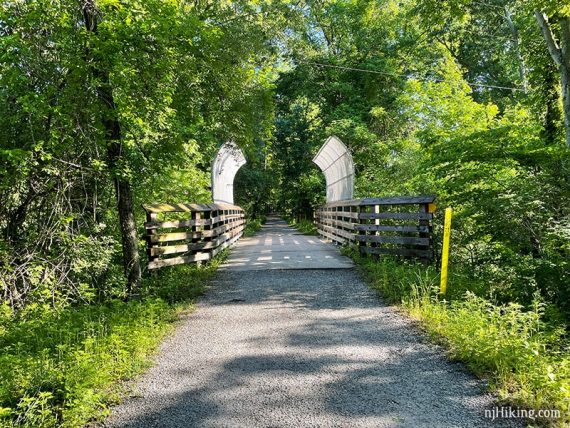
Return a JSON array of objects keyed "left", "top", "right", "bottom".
[
  {"left": 505, "top": 7, "right": 527, "bottom": 93},
  {"left": 535, "top": 11, "right": 562, "bottom": 67}
]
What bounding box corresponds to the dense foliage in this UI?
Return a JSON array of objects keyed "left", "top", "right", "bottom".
[
  {"left": 0, "top": 262, "right": 216, "bottom": 427},
  {"left": 268, "top": 0, "right": 570, "bottom": 322},
  {"left": 1, "top": 0, "right": 280, "bottom": 307}
]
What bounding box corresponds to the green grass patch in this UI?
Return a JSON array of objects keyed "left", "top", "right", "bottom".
[
  {"left": 0, "top": 260, "right": 220, "bottom": 427},
  {"left": 243, "top": 218, "right": 264, "bottom": 237},
  {"left": 347, "top": 250, "right": 570, "bottom": 426},
  {"left": 288, "top": 219, "right": 317, "bottom": 235}
]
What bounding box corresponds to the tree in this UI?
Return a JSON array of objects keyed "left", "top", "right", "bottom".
[
  {"left": 82, "top": 0, "right": 141, "bottom": 295},
  {"left": 535, "top": 11, "right": 570, "bottom": 148},
  {"left": 0, "top": 0, "right": 286, "bottom": 307}
]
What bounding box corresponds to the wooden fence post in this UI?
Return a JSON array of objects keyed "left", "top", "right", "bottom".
[
  {"left": 358, "top": 203, "right": 366, "bottom": 255},
  {"left": 146, "top": 211, "right": 158, "bottom": 274},
  {"left": 141, "top": 203, "right": 245, "bottom": 270},
  {"left": 419, "top": 202, "right": 431, "bottom": 263}
]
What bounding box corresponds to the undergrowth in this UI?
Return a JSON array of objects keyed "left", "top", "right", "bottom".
[
  {"left": 243, "top": 218, "right": 264, "bottom": 237},
  {"left": 347, "top": 250, "right": 570, "bottom": 426},
  {"left": 288, "top": 219, "right": 317, "bottom": 235},
  {"left": 0, "top": 259, "right": 221, "bottom": 427}
]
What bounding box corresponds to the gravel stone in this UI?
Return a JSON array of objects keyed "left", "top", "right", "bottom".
[{"left": 105, "top": 219, "right": 519, "bottom": 427}]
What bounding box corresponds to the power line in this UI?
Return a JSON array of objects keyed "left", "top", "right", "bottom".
[
  {"left": 299, "top": 61, "right": 527, "bottom": 92},
  {"left": 470, "top": 1, "right": 505, "bottom": 11}
]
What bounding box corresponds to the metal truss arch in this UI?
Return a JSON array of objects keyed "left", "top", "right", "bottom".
[
  {"left": 211, "top": 142, "right": 247, "bottom": 205},
  {"left": 312, "top": 136, "right": 354, "bottom": 202}
]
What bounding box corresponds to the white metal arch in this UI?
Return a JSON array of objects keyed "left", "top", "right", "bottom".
[
  {"left": 211, "top": 142, "right": 247, "bottom": 205},
  {"left": 312, "top": 136, "right": 354, "bottom": 202}
]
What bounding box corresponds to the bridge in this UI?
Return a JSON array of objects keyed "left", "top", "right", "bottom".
[
  {"left": 104, "top": 138, "right": 511, "bottom": 427},
  {"left": 220, "top": 216, "right": 354, "bottom": 271},
  {"left": 107, "top": 216, "right": 502, "bottom": 427},
  {"left": 142, "top": 137, "right": 436, "bottom": 271}
]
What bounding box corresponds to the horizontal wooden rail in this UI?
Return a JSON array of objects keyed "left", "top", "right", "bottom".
[
  {"left": 142, "top": 203, "right": 245, "bottom": 270},
  {"left": 315, "top": 195, "right": 436, "bottom": 261}
]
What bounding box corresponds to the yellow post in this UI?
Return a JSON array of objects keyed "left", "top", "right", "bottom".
[{"left": 440, "top": 207, "right": 453, "bottom": 295}]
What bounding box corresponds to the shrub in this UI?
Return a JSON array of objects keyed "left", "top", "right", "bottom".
[{"left": 0, "top": 262, "right": 216, "bottom": 427}]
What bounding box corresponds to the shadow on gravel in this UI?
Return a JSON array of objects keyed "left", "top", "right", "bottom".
[
  {"left": 206, "top": 270, "right": 381, "bottom": 311},
  {"left": 109, "top": 269, "right": 521, "bottom": 428},
  {"left": 113, "top": 322, "right": 506, "bottom": 427}
]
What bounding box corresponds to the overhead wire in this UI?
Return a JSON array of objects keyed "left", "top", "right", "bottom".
[{"left": 298, "top": 60, "right": 528, "bottom": 92}]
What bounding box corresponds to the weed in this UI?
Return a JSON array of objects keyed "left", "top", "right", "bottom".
[
  {"left": 243, "top": 219, "right": 263, "bottom": 237},
  {"left": 350, "top": 253, "right": 570, "bottom": 426},
  {"left": 288, "top": 219, "right": 317, "bottom": 235},
  {"left": 0, "top": 261, "right": 219, "bottom": 427}
]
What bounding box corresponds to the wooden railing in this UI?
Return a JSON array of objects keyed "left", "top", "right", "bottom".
[
  {"left": 315, "top": 196, "right": 436, "bottom": 261},
  {"left": 142, "top": 203, "right": 245, "bottom": 270}
]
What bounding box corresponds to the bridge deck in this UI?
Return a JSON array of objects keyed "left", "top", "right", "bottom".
[{"left": 220, "top": 217, "right": 353, "bottom": 271}]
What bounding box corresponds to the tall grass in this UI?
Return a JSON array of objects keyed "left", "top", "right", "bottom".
[
  {"left": 243, "top": 218, "right": 264, "bottom": 237},
  {"left": 288, "top": 219, "right": 317, "bottom": 235},
  {"left": 0, "top": 261, "right": 220, "bottom": 427},
  {"left": 349, "top": 251, "right": 570, "bottom": 426}
]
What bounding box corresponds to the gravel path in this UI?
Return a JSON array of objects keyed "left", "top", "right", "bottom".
[{"left": 105, "top": 219, "right": 515, "bottom": 427}]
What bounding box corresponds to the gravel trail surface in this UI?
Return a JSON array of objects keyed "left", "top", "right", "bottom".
[{"left": 105, "top": 219, "right": 515, "bottom": 427}]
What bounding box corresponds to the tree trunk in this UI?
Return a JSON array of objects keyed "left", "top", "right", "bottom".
[
  {"left": 504, "top": 7, "right": 527, "bottom": 93},
  {"left": 542, "top": 68, "right": 562, "bottom": 145},
  {"left": 109, "top": 148, "right": 142, "bottom": 295},
  {"left": 561, "top": 18, "right": 570, "bottom": 149},
  {"left": 535, "top": 12, "right": 570, "bottom": 148},
  {"left": 82, "top": 1, "right": 141, "bottom": 295},
  {"left": 101, "top": 98, "right": 142, "bottom": 296}
]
